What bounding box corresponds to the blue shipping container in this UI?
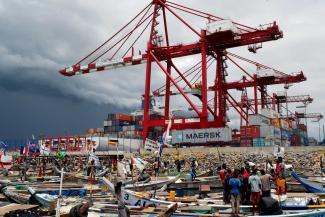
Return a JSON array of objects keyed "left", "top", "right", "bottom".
[{"left": 253, "top": 138, "right": 265, "bottom": 147}]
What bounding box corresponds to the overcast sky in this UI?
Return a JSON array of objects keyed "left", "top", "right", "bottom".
[{"left": 0, "top": 0, "right": 324, "bottom": 141}]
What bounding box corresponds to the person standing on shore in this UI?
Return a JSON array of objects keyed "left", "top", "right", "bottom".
[
  {"left": 219, "top": 163, "right": 227, "bottom": 203},
  {"left": 260, "top": 169, "right": 273, "bottom": 197},
  {"left": 191, "top": 159, "right": 198, "bottom": 181},
  {"left": 229, "top": 169, "right": 241, "bottom": 215},
  {"left": 249, "top": 169, "right": 262, "bottom": 215},
  {"left": 242, "top": 166, "right": 251, "bottom": 204},
  {"left": 275, "top": 157, "right": 285, "bottom": 178},
  {"left": 275, "top": 157, "right": 285, "bottom": 195},
  {"left": 224, "top": 168, "right": 232, "bottom": 204},
  {"left": 153, "top": 158, "right": 159, "bottom": 177}
]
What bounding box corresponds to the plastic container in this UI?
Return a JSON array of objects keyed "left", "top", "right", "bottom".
[
  {"left": 185, "top": 173, "right": 192, "bottom": 181},
  {"left": 176, "top": 188, "right": 184, "bottom": 197},
  {"left": 169, "top": 191, "right": 176, "bottom": 200}
]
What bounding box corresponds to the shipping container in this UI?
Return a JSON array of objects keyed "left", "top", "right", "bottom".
[
  {"left": 280, "top": 119, "right": 289, "bottom": 130},
  {"left": 253, "top": 138, "right": 265, "bottom": 147},
  {"left": 291, "top": 134, "right": 300, "bottom": 146},
  {"left": 232, "top": 134, "right": 241, "bottom": 143},
  {"left": 281, "top": 129, "right": 291, "bottom": 141},
  {"left": 303, "top": 137, "right": 309, "bottom": 146},
  {"left": 261, "top": 108, "right": 280, "bottom": 119},
  {"left": 292, "top": 128, "right": 300, "bottom": 136},
  {"left": 240, "top": 126, "right": 260, "bottom": 138},
  {"left": 108, "top": 113, "right": 134, "bottom": 122},
  {"left": 271, "top": 139, "right": 282, "bottom": 146},
  {"left": 259, "top": 126, "right": 281, "bottom": 139},
  {"left": 171, "top": 127, "right": 232, "bottom": 144},
  {"left": 271, "top": 118, "right": 281, "bottom": 128},
  {"left": 240, "top": 138, "right": 252, "bottom": 147},
  {"left": 297, "top": 124, "right": 307, "bottom": 131},
  {"left": 274, "top": 128, "right": 281, "bottom": 139},
  {"left": 248, "top": 114, "right": 270, "bottom": 126}
]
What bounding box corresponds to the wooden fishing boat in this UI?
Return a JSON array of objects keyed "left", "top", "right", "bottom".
[
  {"left": 286, "top": 181, "right": 308, "bottom": 192},
  {"left": 292, "top": 172, "right": 325, "bottom": 193},
  {"left": 2, "top": 187, "right": 31, "bottom": 204},
  {"left": 124, "top": 175, "right": 180, "bottom": 192},
  {"left": 27, "top": 187, "right": 57, "bottom": 209},
  {"left": 101, "top": 177, "right": 176, "bottom": 208},
  {"left": 169, "top": 176, "right": 221, "bottom": 190},
  {"left": 3, "top": 186, "right": 58, "bottom": 209}
]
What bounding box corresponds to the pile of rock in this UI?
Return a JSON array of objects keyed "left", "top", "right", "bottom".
[{"left": 141, "top": 147, "right": 324, "bottom": 175}]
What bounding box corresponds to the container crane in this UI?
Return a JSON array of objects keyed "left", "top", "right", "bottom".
[
  {"left": 59, "top": 0, "right": 306, "bottom": 140},
  {"left": 290, "top": 112, "right": 323, "bottom": 123}
]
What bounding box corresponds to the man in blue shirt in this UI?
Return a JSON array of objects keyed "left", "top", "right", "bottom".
[{"left": 229, "top": 169, "right": 241, "bottom": 215}]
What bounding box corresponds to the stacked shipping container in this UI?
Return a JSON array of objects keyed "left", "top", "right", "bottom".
[
  {"left": 240, "top": 108, "right": 306, "bottom": 147},
  {"left": 104, "top": 113, "right": 143, "bottom": 138}
]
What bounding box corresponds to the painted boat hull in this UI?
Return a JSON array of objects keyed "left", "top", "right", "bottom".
[
  {"left": 292, "top": 172, "right": 325, "bottom": 193},
  {"left": 124, "top": 175, "right": 179, "bottom": 191}
]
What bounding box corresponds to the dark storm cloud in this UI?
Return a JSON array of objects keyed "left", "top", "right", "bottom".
[{"left": 0, "top": 88, "right": 133, "bottom": 140}]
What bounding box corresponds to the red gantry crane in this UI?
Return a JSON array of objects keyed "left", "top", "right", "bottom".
[{"left": 59, "top": 0, "right": 307, "bottom": 140}]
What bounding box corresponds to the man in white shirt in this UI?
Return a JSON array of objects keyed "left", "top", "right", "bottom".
[{"left": 249, "top": 169, "right": 262, "bottom": 215}]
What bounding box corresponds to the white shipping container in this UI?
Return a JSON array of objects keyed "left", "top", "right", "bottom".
[
  {"left": 260, "top": 125, "right": 275, "bottom": 138},
  {"left": 172, "top": 127, "right": 232, "bottom": 144},
  {"left": 272, "top": 139, "right": 282, "bottom": 147},
  {"left": 260, "top": 126, "right": 281, "bottom": 139},
  {"left": 248, "top": 114, "right": 270, "bottom": 126},
  {"left": 206, "top": 20, "right": 239, "bottom": 35},
  {"left": 172, "top": 130, "right": 183, "bottom": 144},
  {"left": 261, "top": 108, "right": 280, "bottom": 119},
  {"left": 106, "top": 120, "right": 112, "bottom": 127}
]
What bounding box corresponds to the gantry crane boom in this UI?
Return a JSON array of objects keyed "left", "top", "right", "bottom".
[
  {"left": 59, "top": 22, "right": 282, "bottom": 77},
  {"left": 290, "top": 113, "right": 323, "bottom": 119}
]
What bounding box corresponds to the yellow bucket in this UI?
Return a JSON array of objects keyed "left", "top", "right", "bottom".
[{"left": 169, "top": 191, "right": 176, "bottom": 200}]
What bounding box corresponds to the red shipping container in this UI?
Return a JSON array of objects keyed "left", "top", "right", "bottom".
[
  {"left": 240, "top": 126, "right": 260, "bottom": 138},
  {"left": 240, "top": 138, "right": 252, "bottom": 147},
  {"left": 115, "top": 114, "right": 133, "bottom": 122},
  {"left": 291, "top": 135, "right": 300, "bottom": 146},
  {"left": 297, "top": 124, "right": 307, "bottom": 131}
]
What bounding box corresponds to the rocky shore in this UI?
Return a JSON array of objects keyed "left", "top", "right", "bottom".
[{"left": 141, "top": 146, "right": 325, "bottom": 175}]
